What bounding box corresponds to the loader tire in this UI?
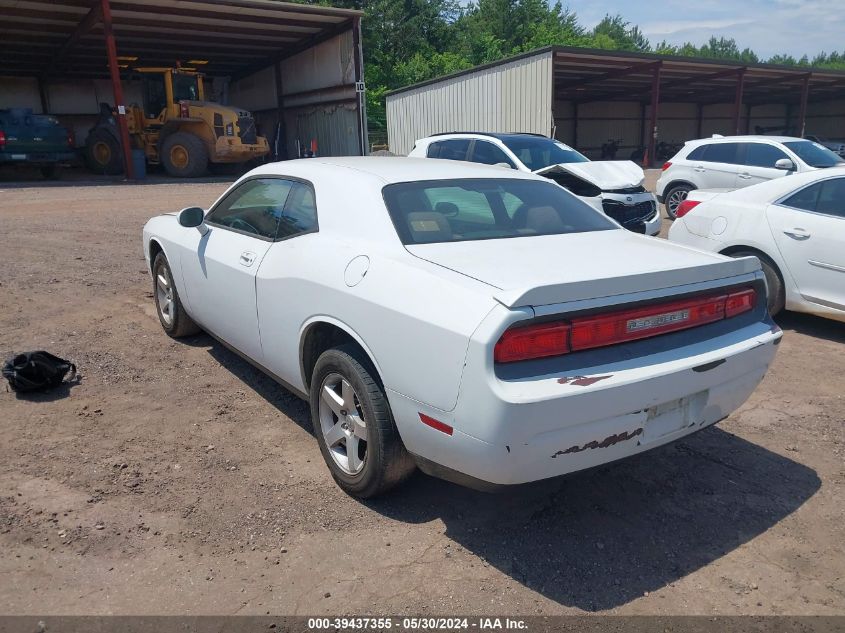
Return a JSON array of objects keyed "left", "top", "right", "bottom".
[
  {"left": 161, "top": 132, "right": 208, "bottom": 178},
  {"left": 85, "top": 128, "right": 124, "bottom": 175}
]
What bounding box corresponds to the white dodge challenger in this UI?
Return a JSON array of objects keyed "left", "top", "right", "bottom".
[{"left": 143, "top": 157, "right": 781, "bottom": 498}]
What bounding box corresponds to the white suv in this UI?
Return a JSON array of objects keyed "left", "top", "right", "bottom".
[
  {"left": 656, "top": 135, "right": 844, "bottom": 218},
  {"left": 410, "top": 132, "right": 661, "bottom": 235}
]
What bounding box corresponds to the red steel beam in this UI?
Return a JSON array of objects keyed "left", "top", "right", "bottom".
[
  {"left": 732, "top": 69, "right": 746, "bottom": 134},
  {"left": 797, "top": 74, "right": 811, "bottom": 137},
  {"left": 100, "top": 0, "right": 135, "bottom": 180},
  {"left": 646, "top": 62, "right": 662, "bottom": 168}
]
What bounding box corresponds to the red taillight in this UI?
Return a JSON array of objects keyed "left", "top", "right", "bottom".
[
  {"left": 494, "top": 321, "right": 571, "bottom": 363},
  {"left": 494, "top": 287, "right": 758, "bottom": 363},
  {"left": 419, "top": 413, "right": 453, "bottom": 436},
  {"left": 662, "top": 161, "right": 672, "bottom": 171},
  {"left": 0, "top": 130, "right": 5, "bottom": 148},
  {"left": 725, "top": 288, "right": 756, "bottom": 318},
  {"left": 66, "top": 130, "right": 75, "bottom": 147},
  {"left": 179, "top": 101, "right": 190, "bottom": 118},
  {"left": 569, "top": 294, "right": 727, "bottom": 352},
  {"left": 675, "top": 199, "right": 701, "bottom": 218}
]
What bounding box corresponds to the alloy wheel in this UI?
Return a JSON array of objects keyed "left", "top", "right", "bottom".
[{"left": 318, "top": 373, "right": 368, "bottom": 475}]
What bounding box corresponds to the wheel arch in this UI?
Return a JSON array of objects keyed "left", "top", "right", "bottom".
[
  {"left": 664, "top": 179, "right": 697, "bottom": 194},
  {"left": 299, "top": 318, "right": 384, "bottom": 393},
  {"left": 719, "top": 243, "right": 790, "bottom": 294},
  {"left": 158, "top": 120, "right": 215, "bottom": 152}
]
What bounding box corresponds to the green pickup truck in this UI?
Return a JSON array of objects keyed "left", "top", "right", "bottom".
[{"left": 0, "top": 108, "right": 76, "bottom": 179}]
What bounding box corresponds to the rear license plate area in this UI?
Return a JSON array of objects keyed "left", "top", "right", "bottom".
[{"left": 642, "top": 391, "right": 707, "bottom": 443}]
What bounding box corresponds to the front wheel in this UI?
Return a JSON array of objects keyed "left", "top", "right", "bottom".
[
  {"left": 161, "top": 132, "right": 208, "bottom": 178},
  {"left": 310, "top": 345, "right": 415, "bottom": 498},
  {"left": 152, "top": 252, "right": 201, "bottom": 337},
  {"left": 664, "top": 184, "right": 694, "bottom": 220}
]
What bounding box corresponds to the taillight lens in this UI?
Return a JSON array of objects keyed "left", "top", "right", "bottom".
[
  {"left": 494, "top": 321, "right": 571, "bottom": 363},
  {"left": 725, "top": 288, "right": 756, "bottom": 317},
  {"left": 494, "top": 287, "right": 758, "bottom": 363},
  {"left": 675, "top": 199, "right": 700, "bottom": 218},
  {"left": 66, "top": 130, "right": 75, "bottom": 147},
  {"left": 0, "top": 130, "right": 5, "bottom": 148},
  {"left": 662, "top": 161, "right": 672, "bottom": 171}
]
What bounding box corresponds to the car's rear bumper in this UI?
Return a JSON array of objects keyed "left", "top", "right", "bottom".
[
  {"left": 390, "top": 321, "right": 780, "bottom": 487},
  {"left": 0, "top": 151, "right": 76, "bottom": 163}
]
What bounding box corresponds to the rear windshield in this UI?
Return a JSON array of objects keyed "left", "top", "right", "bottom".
[
  {"left": 500, "top": 137, "right": 589, "bottom": 171},
  {"left": 783, "top": 140, "right": 844, "bottom": 168},
  {"left": 382, "top": 178, "right": 616, "bottom": 245}
]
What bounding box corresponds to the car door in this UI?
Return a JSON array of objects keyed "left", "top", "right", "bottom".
[
  {"left": 692, "top": 142, "right": 743, "bottom": 189},
  {"left": 736, "top": 142, "right": 792, "bottom": 187},
  {"left": 179, "top": 177, "right": 293, "bottom": 362},
  {"left": 767, "top": 177, "right": 845, "bottom": 310}
]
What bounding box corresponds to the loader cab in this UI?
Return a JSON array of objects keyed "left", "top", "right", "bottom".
[{"left": 138, "top": 68, "right": 204, "bottom": 123}]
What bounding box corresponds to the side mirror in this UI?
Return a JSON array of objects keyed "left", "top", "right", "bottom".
[
  {"left": 775, "top": 158, "right": 795, "bottom": 171},
  {"left": 178, "top": 206, "right": 205, "bottom": 228}
]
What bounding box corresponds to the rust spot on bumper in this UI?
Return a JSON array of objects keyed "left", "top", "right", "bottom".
[{"left": 557, "top": 374, "right": 612, "bottom": 387}]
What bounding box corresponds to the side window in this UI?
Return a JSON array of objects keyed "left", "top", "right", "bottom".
[
  {"left": 206, "top": 178, "right": 294, "bottom": 239},
  {"left": 745, "top": 143, "right": 789, "bottom": 168},
  {"left": 782, "top": 182, "right": 822, "bottom": 212},
  {"left": 815, "top": 178, "right": 845, "bottom": 218},
  {"left": 686, "top": 145, "right": 707, "bottom": 161},
  {"left": 470, "top": 141, "right": 515, "bottom": 167},
  {"left": 277, "top": 181, "right": 318, "bottom": 239},
  {"left": 702, "top": 142, "right": 740, "bottom": 164},
  {"left": 426, "top": 139, "right": 470, "bottom": 161}
]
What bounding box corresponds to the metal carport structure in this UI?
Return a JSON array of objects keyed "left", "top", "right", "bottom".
[
  {"left": 0, "top": 0, "right": 366, "bottom": 178},
  {"left": 386, "top": 46, "right": 845, "bottom": 161}
]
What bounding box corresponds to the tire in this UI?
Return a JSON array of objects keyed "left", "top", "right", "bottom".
[
  {"left": 161, "top": 132, "right": 208, "bottom": 178},
  {"left": 310, "top": 344, "right": 415, "bottom": 498},
  {"left": 151, "top": 252, "right": 201, "bottom": 338},
  {"left": 664, "top": 184, "right": 695, "bottom": 220},
  {"left": 728, "top": 251, "right": 785, "bottom": 316},
  {"left": 40, "top": 164, "right": 59, "bottom": 180},
  {"left": 84, "top": 128, "right": 123, "bottom": 175}
]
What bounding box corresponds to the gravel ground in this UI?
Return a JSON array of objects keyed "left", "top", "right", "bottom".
[{"left": 0, "top": 169, "right": 843, "bottom": 615}]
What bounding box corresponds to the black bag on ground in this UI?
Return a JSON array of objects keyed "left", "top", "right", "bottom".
[{"left": 2, "top": 351, "right": 77, "bottom": 393}]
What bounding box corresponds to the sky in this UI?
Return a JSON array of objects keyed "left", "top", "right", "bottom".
[{"left": 562, "top": 0, "right": 844, "bottom": 59}]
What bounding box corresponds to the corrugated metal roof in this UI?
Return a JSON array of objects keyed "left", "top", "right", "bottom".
[{"left": 0, "top": 0, "right": 363, "bottom": 79}]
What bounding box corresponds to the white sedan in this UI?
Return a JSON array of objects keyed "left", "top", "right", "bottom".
[
  {"left": 143, "top": 157, "right": 781, "bottom": 497},
  {"left": 668, "top": 168, "right": 845, "bottom": 322}
]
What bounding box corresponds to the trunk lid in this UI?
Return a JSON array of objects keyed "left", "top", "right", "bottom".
[
  {"left": 406, "top": 230, "right": 760, "bottom": 308},
  {"left": 535, "top": 160, "right": 645, "bottom": 190}
]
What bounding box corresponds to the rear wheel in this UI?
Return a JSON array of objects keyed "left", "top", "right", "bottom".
[
  {"left": 84, "top": 128, "right": 123, "bottom": 175},
  {"left": 152, "top": 252, "right": 201, "bottom": 337},
  {"left": 310, "top": 345, "right": 415, "bottom": 498},
  {"left": 728, "top": 250, "right": 785, "bottom": 316},
  {"left": 161, "top": 132, "right": 208, "bottom": 178},
  {"left": 664, "top": 184, "right": 694, "bottom": 220}
]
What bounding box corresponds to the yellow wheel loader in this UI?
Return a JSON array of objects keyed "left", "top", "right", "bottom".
[{"left": 84, "top": 67, "right": 269, "bottom": 177}]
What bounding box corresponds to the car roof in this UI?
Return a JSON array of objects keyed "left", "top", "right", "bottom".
[
  {"left": 246, "top": 156, "right": 542, "bottom": 185},
  {"left": 420, "top": 132, "right": 551, "bottom": 143},
  {"left": 688, "top": 135, "right": 807, "bottom": 145}
]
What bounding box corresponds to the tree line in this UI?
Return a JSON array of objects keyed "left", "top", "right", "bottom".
[{"left": 299, "top": 0, "right": 845, "bottom": 139}]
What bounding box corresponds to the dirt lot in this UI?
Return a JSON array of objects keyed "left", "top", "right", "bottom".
[{"left": 0, "top": 173, "right": 843, "bottom": 616}]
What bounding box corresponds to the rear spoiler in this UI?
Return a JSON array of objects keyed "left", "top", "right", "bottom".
[{"left": 493, "top": 256, "right": 762, "bottom": 308}]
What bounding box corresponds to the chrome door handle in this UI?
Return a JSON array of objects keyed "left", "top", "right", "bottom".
[
  {"left": 783, "top": 228, "right": 810, "bottom": 239},
  {"left": 738, "top": 173, "right": 752, "bottom": 180},
  {"left": 239, "top": 251, "right": 257, "bottom": 266}
]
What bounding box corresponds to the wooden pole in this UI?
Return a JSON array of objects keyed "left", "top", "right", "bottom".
[
  {"left": 798, "top": 74, "right": 811, "bottom": 137},
  {"left": 732, "top": 69, "right": 745, "bottom": 135}
]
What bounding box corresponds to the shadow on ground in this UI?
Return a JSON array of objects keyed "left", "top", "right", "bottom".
[
  {"left": 776, "top": 310, "right": 845, "bottom": 344},
  {"left": 195, "top": 333, "right": 820, "bottom": 611}
]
